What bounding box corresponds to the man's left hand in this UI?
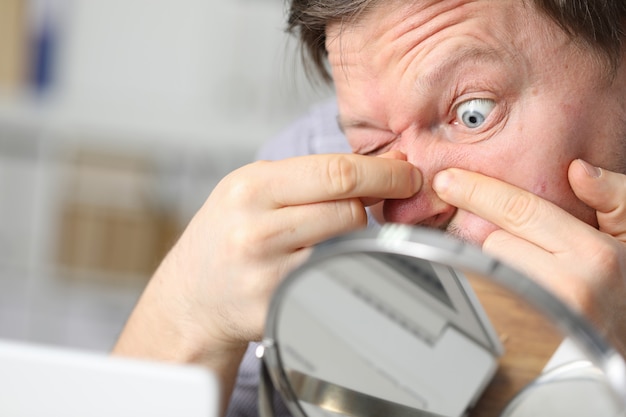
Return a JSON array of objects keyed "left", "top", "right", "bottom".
[{"left": 432, "top": 160, "right": 626, "bottom": 355}]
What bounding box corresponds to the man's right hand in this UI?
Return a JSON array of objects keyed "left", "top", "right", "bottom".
[{"left": 113, "top": 151, "right": 420, "bottom": 412}]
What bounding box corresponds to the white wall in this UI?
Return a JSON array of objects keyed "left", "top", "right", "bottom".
[
  {"left": 49, "top": 0, "right": 332, "bottom": 151},
  {"left": 0, "top": 0, "right": 334, "bottom": 352}
]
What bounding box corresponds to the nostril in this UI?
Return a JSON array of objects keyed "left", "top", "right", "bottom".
[
  {"left": 421, "top": 206, "right": 457, "bottom": 229},
  {"left": 382, "top": 193, "right": 456, "bottom": 227}
]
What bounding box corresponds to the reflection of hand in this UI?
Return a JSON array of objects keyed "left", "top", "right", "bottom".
[
  {"left": 432, "top": 161, "right": 626, "bottom": 356},
  {"left": 114, "top": 152, "right": 420, "bottom": 410}
]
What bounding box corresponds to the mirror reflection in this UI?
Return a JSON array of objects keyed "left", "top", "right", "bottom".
[{"left": 260, "top": 227, "right": 626, "bottom": 417}]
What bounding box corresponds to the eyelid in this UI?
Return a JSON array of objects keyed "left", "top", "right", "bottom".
[
  {"left": 362, "top": 141, "right": 393, "bottom": 156},
  {"left": 456, "top": 97, "right": 495, "bottom": 112},
  {"left": 348, "top": 130, "right": 399, "bottom": 156},
  {"left": 452, "top": 96, "right": 495, "bottom": 115}
]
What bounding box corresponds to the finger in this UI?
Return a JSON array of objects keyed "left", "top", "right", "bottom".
[
  {"left": 483, "top": 229, "right": 608, "bottom": 325},
  {"left": 359, "top": 151, "right": 413, "bottom": 206},
  {"left": 569, "top": 159, "right": 626, "bottom": 239},
  {"left": 359, "top": 196, "right": 384, "bottom": 207},
  {"left": 237, "top": 198, "right": 368, "bottom": 256},
  {"left": 277, "top": 198, "right": 369, "bottom": 249},
  {"left": 256, "top": 153, "right": 421, "bottom": 207},
  {"left": 483, "top": 229, "right": 562, "bottom": 287},
  {"left": 432, "top": 168, "right": 596, "bottom": 254}
]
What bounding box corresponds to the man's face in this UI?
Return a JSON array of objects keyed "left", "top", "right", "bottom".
[{"left": 327, "top": 0, "right": 626, "bottom": 244}]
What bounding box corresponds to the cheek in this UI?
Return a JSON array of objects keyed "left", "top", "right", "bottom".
[
  {"left": 535, "top": 176, "right": 597, "bottom": 227},
  {"left": 479, "top": 147, "right": 566, "bottom": 207},
  {"left": 468, "top": 96, "right": 570, "bottom": 190},
  {"left": 482, "top": 144, "right": 598, "bottom": 228}
]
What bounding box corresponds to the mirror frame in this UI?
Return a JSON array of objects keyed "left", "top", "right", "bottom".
[{"left": 258, "top": 224, "right": 626, "bottom": 417}]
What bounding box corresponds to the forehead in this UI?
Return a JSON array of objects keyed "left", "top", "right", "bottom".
[
  {"left": 325, "top": 0, "right": 543, "bottom": 117},
  {"left": 325, "top": 0, "right": 540, "bottom": 63}
]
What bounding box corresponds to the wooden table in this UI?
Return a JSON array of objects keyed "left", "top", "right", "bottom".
[{"left": 467, "top": 274, "right": 564, "bottom": 417}]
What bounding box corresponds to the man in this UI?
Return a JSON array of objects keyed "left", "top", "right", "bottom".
[{"left": 114, "top": 1, "right": 626, "bottom": 416}]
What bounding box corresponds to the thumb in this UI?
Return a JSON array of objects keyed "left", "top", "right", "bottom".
[{"left": 569, "top": 159, "right": 626, "bottom": 239}]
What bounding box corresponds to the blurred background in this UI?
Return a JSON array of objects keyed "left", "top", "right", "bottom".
[{"left": 0, "top": 0, "right": 332, "bottom": 351}]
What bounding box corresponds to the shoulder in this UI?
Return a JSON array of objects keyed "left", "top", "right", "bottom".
[{"left": 256, "top": 98, "right": 351, "bottom": 161}]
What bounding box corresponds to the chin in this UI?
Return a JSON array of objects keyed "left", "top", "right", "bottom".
[{"left": 444, "top": 214, "right": 500, "bottom": 247}]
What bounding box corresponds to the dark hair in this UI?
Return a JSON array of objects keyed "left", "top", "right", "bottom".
[{"left": 287, "top": 0, "right": 626, "bottom": 82}]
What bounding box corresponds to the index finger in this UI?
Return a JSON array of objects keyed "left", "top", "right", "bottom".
[
  {"left": 432, "top": 168, "right": 595, "bottom": 254},
  {"left": 262, "top": 153, "right": 422, "bottom": 207}
]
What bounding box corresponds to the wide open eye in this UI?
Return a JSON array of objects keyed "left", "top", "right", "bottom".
[{"left": 455, "top": 98, "right": 496, "bottom": 128}]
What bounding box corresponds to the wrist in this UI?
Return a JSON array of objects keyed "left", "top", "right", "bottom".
[{"left": 114, "top": 271, "right": 247, "bottom": 363}]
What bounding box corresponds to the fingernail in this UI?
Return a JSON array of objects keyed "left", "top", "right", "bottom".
[
  {"left": 433, "top": 170, "right": 453, "bottom": 194},
  {"left": 577, "top": 159, "right": 602, "bottom": 178}
]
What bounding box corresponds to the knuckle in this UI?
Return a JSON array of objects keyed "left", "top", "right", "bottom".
[
  {"left": 589, "top": 239, "right": 622, "bottom": 277},
  {"left": 568, "top": 284, "right": 597, "bottom": 320},
  {"left": 222, "top": 167, "right": 262, "bottom": 205},
  {"left": 569, "top": 239, "right": 624, "bottom": 325},
  {"left": 227, "top": 227, "right": 256, "bottom": 257},
  {"left": 483, "top": 229, "right": 509, "bottom": 251},
  {"left": 461, "top": 179, "right": 482, "bottom": 207},
  {"left": 332, "top": 199, "right": 367, "bottom": 229},
  {"left": 386, "top": 164, "right": 408, "bottom": 194},
  {"left": 346, "top": 199, "right": 368, "bottom": 227},
  {"left": 326, "top": 155, "right": 359, "bottom": 197},
  {"left": 501, "top": 193, "right": 539, "bottom": 229},
  {"left": 228, "top": 220, "right": 272, "bottom": 260}
]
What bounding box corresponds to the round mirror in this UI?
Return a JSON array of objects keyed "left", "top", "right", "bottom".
[{"left": 258, "top": 225, "right": 626, "bottom": 417}]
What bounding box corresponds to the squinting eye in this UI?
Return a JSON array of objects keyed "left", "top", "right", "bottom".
[{"left": 455, "top": 98, "right": 496, "bottom": 128}]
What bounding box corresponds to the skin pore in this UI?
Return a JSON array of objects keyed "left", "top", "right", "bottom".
[{"left": 328, "top": 0, "right": 626, "bottom": 244}]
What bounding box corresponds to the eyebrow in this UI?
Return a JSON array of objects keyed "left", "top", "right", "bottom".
[
  {"left": 337, "top": 46, "right": 511, "bottom": 132},
  {"left": 415, "top": 45, "right": 509, "bottom": 95}
]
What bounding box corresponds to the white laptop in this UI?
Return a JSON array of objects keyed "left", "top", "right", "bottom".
[
  {"left": 279, "top": 252, "right": 503, "bottom": 417},
  {"left": 0, "top": 339, "right": 220, "bottom": 417}
]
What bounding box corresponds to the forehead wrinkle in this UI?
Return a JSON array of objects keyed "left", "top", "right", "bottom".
[
  {"left": 327, "top": 20, "right": 374, "bottom": 85},
  {"left": 414, "top": 45, "right": 513, "bottom": 95},
  {"left": 327, "top": 1, "right": 452, "bottom": 83},
  {"left": 366, "top": 1, "right": 483, "bottom": 75},
  {"left": 328, "top": 0, "right": 477, "bottom": 82}
]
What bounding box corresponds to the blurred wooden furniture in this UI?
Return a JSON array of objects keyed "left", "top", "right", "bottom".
[{"left": 468, "top": 275, "right": 563, "bottom": 417}]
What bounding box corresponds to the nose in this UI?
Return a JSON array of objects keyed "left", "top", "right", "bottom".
[
  {"left": 381, "top": 181, "right": 456, "bottom": 228},
  {"left": 377, "top": 143, "right": 458, "bottom": 229}
]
